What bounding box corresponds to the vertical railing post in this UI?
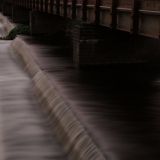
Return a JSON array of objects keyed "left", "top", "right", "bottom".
[
  {"left": 64, "top": 0, "right": 68, "bottom": 17},
  {"left": 27, "top": 0, "right": 29, "bottom": 9},
  {"left": 32, "top": 0, "right": 35, "bottom": 10},
  {"left": 38, "top": 0, "right": 40, "bottom": 11},
  {"left": 45, "top": 0, "right": 48, "bottom": 12},
  {"left": 95, "top": 0, "right": 101, "bottom": 25},
  {"left": 29, "top": 0, "right": 31, "bottom": 9},
  {"left": 40, "top": 0, "right": 43, "bottom": 11},
  {"left": 34, "top": 0, "right": 36, "bottom": 10},
  {"left": 31, "top": 0, "right": 33, "bottom": 9},
  {"left": 36, "top": 0, "right": 38, "bottom": 11},
  {"left": 28, "top": 0, "right": 30, "bottom": 9},
  {"left": 72, "top": 0, "right": 76, "bottom": 19},
  {"left": 132, "top": 0, "right": 140, "bottom": 35},
  {"left": 111, "top": 0, "right": 118, "bottom": 29},
  {"left": 82, "top": 0, "right": 87, "bottom": 21},
  {"left": 34, "top": 0, "right": 36, "bottom": 11},
  {"left": 50, "top": 0, "right": 54, "bottom": 13},
  {"left": 56, "top": 0, "right": 60, "bottom": 15},
  {"left": 24, "top": 0, "right": 26, "bottom": 8},
  {"left": 25, "top": 0, "right": 26, "bottom": 8}
]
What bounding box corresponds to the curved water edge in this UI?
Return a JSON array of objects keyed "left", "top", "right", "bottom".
[
  {"left": 0, "top": 40, "right": 70, "bottom": 160},
  {"left": 0, "top": 13, "right": 15, "bottom": 37},
  {"left": 11, "top": 37, "right": 107, "bottom": 160}
]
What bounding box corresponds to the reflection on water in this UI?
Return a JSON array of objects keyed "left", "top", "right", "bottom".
[
  {"left": 24, "top": 35, "right": 160, "bottom": 160},
  {"left": 0, "top": 41, "right": 70, "bottom": 160}
]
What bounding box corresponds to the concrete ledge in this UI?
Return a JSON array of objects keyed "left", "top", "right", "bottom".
[{"left": 11, "top": 37, "right": 106, "bottom": 160}]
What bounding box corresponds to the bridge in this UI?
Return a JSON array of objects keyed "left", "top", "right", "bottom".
[
  {"left": 1, "top": 0, "right": 160, "bottom": 39},
  {"left": 1, "top": 0, "right": 160, "bottom": 38},
  {"left": 0, "top": 1, "right": 159, "bottom": 160},
  {"left": 0, "top": 0, "right": 160, "bottom": 67}
]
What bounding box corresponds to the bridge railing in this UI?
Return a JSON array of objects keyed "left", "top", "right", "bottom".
[
  {"left": 139, "top": 0, "right": 160, "bottom": 38},
  {"left": 1, "top": 0, "right": 160, "bottom": 39}
]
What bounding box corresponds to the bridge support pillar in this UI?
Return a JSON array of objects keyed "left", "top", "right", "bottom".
[
  {"left": 72, "top": 23, "right": 160, "bottom": 67},
  {"left": 30, "top": 11, "right": 66, "bottom": 36},
  {"left": 72, "top": 23, "right": 100, "bottom": 68},
  {"left": 12, "top": 7, "right": 30, "bottom": 24}
]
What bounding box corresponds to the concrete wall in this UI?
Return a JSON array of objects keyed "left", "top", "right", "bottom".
[{"left": 71, "top": 24, "right": 160, "bottom": 67}]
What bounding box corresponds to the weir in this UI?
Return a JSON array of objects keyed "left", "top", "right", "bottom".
[
  {"left": 11, "top": 35, "right": 160, "bottom": 160},
  {"left": 0, "top": 0, "right": 159, "bottom": 67},
  {"left": 0, "top": 39, "right": 70, "bottom": 159},
  {"left": 0, "top": 13, "right": 106, "bottom": 160}
]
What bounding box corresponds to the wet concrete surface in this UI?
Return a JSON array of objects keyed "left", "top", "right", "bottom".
[
  {"left": 0, "top": 40, "right": 70, "bottom": 160},
  {"left": 22, "top": 36, "right": 160, "bottom": 160}
]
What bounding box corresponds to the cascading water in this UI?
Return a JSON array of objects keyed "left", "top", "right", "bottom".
[
  {"left": 1, "top": 12, "right": 160, "bottom": 160},
  {"left": 0, "top": 39, "right": 71, "bottom": 160},
  {"left": 14, "top": 36, "right": 160, "bottom": 160},
  {"left": 0, "top": 14, "right": 106, "bottom": 160},
  {"left": 11, "top": 37, "right": 106, "bottom": 160}
]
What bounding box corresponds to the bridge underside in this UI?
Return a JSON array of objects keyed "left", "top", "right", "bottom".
[{"left": 0, "top": 0, "right": 160, "bottom": 67}]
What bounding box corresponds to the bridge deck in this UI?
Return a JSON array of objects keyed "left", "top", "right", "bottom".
[
  {"left": 0, "top": 40, "right": 70, "bottom": 160},
  {"left": 22, "top": 35, "right": 160, "bottom": 160},
  {"left": 1, "top": 0, "right": 160, "bottom": 39}
]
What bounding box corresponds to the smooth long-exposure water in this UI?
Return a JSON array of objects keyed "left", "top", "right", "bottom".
[
  {"left": 0, "top": 14, "right": 160, "bottom": 160},
  {"left": 0, "top": 40, "right": 70, "bottom": 160},
  {"left": 24, "top": 36, "right": 160, "bottom": 160}
]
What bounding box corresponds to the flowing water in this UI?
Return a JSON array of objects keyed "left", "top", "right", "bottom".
[
  {"left": 23, "top": 36, "right": 160, "bottom": 160},
  {"left": 0, "top": 14, "right": 160, "bottom": 160},
  {"left": 0, "top": 40, "right": 70, "bottom": 160}
]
